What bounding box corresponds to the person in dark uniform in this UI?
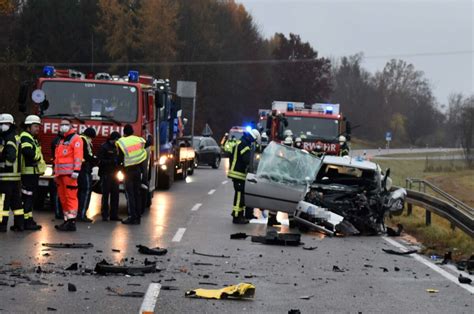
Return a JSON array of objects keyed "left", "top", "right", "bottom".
[
  {"left": 98, "top": 131, "right": 121, "bottom": 221},
  {"left": 77, "top": 127, "right": 97, "bottom": 222}
]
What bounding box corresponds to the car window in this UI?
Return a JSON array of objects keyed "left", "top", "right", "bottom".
[
  {"left": 256, "top": 142, "right": 322, "bottom": 185},
  {"left": 207, "top": 138, "right": 218, "bottom": 147}
]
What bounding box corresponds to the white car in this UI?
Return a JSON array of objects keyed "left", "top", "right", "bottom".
[{"left": 245, "top": 142, "right": 406, "bottom": 235}]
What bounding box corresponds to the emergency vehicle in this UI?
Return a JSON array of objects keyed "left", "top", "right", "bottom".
[
  {"left": 18, "top": 66, "right": 193, "bottom": 205},
  {"left": 259, "top": 101, "right": 351, "bottom": 155}
]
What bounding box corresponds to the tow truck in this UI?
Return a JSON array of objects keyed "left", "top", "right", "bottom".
[{"left": 259, "top": 101, "right": 351, "bottom": 155}]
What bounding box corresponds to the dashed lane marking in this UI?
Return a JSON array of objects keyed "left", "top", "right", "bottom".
[
  {"left": 222, "top": 180, "right": 228, "bottom": 185},
  {"left": 172, "top": 228, "right": 186, "bottom": 242},
  {"left": 382, "top": 237, "right": 474, "bottom": 294},
  {"left": 191, "top": 203, "right": 202, "bottom": 211},
  {"left": 208, "top": 189, "right": 216, "bottom": 195},
  {"left": 139, "top": 283, "right": 161, "bottom": 314}
]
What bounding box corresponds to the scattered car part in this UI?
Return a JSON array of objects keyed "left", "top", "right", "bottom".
[
  {"left": 230, "top": 233, "right": 249, "bottom": 240},
  {"left": 382, "top": 249, "right": 417, "bottom": 256},
  {"left": 112, "top": 249, "right": 120, "bottom": 253},
  {"left": 106, "top": 287, "right": 145, "bottom": 298},
  {"left": 302, "top": 246, "right": 317, "bottom": 250},
  {"left": 299, "top": 295, "right": 314, "bottom": 300},
  {"left": 42, "top": 243, "right": 93, "bottom": 249},
  {"left": 251, "top": 230, "right": 301, "bottom": 246},
  {"left": 426, "top": 289, "right": 439, "bottom": 293},
  {"left": 136, "top": 245, "right": 168, "bottom": 256},
  {"left": 185, "top": 283, "right": 255, "bottom": 300},
  {"left": 386, "top": 224, "right": 403, "bottom": 236},
  {"left": 192, "top": 249, "right": 230, "bottom": 258},
  {"left": 458, "top": 274, "right": 472, "bottom": 285},
  {"left": 65, "top": 263, "right": 78, "bottom": 271},
  {"left": 332, "top": 265, "right": 345, "bottom": 272},
  {"left": 94, "top": 259, "right": 157, "bottom": 275},
  {"left": 441, "top": 251, "right": 452, "bottom": 265},
  {"left": 68, "top": 283, "right": 77, "bottom": 292}
]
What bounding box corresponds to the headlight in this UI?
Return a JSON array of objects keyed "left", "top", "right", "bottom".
[
  {"left": 161, "top": 165, "right": 167, "bottom": 171},
  {"left": 116, "top": 170, "right": 125, "bottom": 182},
  {"left": 159, "top": 155, "right": 167, "bottom": 165},
  {"left": 44, "top": 165, "right": 53, "bottom": 177}
]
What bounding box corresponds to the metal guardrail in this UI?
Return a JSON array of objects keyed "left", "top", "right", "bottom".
[{"left": 402, "top": 178, "right": 474, "bottom": 238}]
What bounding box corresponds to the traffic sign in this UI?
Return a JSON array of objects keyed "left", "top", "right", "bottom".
[{"left": 385, "top": 131, "right": 392, "bottom": 142}]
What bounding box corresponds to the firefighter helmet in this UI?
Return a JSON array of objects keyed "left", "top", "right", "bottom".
[
  {"left": 283, "top": 136, "right": 293, "bottom": 146},
  {"left": 248, "top": 129, "right": 261, "bottom": 143},
  {"left": 0, "top": 113, "right": 14, "bottom": 124},
  {"left": 24, "top": 115, "right": 42, "bottom": 125},
  {"left": 338, "top": 135, "right": 346, "bottom": 143}
]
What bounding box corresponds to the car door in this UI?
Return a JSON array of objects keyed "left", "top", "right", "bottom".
[
  {"left": 199, "top": 138, "right": 212, "bottom": 164},
  {"left": 244, "top": 142, "right": 322, "bottom": 213}
]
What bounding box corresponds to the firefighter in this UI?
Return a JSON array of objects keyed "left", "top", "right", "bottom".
[
  {"left": 223, "top": 135, "right": 237, "bottom": 155},
  {"left": 294, "top": 137, "right": 303, "bottom": 150},
  {"left": 227, "top": 129, "right": 260, "bottom": 224},
  {"left": 54, "top": 118, "right": 83, "bottom": 232},
  {"left": 20, "top": 115, "right": 46, "bottom": 231},
  {"left": 0, "top": 114, "right": 24, "bottom": 232},
  {"left": 116, "top": 124, "right": 147, "bottom": 225},
  {"left": 78, "top": 127, "right": 97, "bottom": 222},
  {"left": 283, "top": 136, "right": 293, "bottom": 147},
  {"left": 339, "top": 135, "right": 350, "bottom": 156},
  {"left": 98, "top": 131, "right": 121, "bottom": 221}
]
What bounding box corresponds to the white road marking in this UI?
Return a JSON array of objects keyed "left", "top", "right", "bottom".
[
  {"left": 222, "top": 180, "right": 228, "bottom": 185},
  {"left": 172, "top": 228, "right": 186, "bottom": 242},
  {"left": 139, "top": 283, "right": 161, "bottom": 314},
  {"left": 208, "top": 189, "right": 216, "bottom": 195},
  {"left": 191, "top": 203, "right": 202, "bottom": 211},
  {"left": 382, "top": 237, "right": 474, "bottom": 294}
]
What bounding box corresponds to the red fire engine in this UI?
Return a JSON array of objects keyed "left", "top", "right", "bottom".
[{"left": 259, "top": 101, "right": 351, "bottom": 155}]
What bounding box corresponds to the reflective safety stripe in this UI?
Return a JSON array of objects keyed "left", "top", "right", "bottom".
[
  {"left": 55, "top": 169, "right": 74, "bottom": 175},
  {"left": 240, "top": 146, "right": 250, "bottom": 155},
  {"left": 13, "top": 209, "right": 24, "bottom": 215},
  {"left": 1, "top": 211, "right": 9, "bottom": 217},
  {"left": 0, "top": 194, "right": 3, "bottom": 209},
  {"left": 21, "top": 189, "right": 33, "bottom": 196},
  {"left": 24, "top": 212, "right": 33, "bottom": 219},
  {"left": 55, "top": 163, "right": 74, "bottom": 168},
  {"left": 228, "top": 170, "right": 246, "bottom": 180}
]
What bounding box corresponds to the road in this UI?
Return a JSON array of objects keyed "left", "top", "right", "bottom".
[{"left": 0, "top": 159, "right": 472, "bottom": 313}]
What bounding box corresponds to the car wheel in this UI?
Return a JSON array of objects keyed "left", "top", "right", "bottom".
[{"left": 212, "top": 156, "right": 221, "bottom": 169}]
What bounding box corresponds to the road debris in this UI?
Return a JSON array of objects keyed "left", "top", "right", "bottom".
[
  {"left": 161, "top": 286, "right": 179, "bottom": 291},
  {"left": 136, "top": 245, "right": 167, "bottom": 256},
  {"left": 426, "top": 289, "right": 439, "bottom": 293},
  {"left": 185, "top": 283, "right": 255, "bottom": 300},
  {"left": 47, "top": 307, "right": 57, "bottom": 311},
  {"left": 230, "top": 233, "right": 249, "bottom": 240},
  {"left": 192, "top": 249, "right": 230, "bottom": 258},
  {"left": 332, "top": 265, "right": 345, "bottom": 272},
  {"left": 302, "top": 246, "right": 317, "bottom": 250},
  {"left": 94, "top": 259, "right": 158, "bottom": 275},
  {"left": 382, "top": 249, "right": 417, "bottom": 256},
  {"left": 251, "top": 230, "right": 301, "bottom": 246},
  {"left": 194, "top": 262, "right": 214, "bottom": 266},
  {"left": 68, "top": 283, "right": 77, "bottom": 292},
  {"left": 112, "top": 249, "right": 121, "bottom": 253},
  {"left": 458, "top": 274, "right": 472, "bottom": 285},
  {"left": 65, "top": 263, "right": 78, "bottom": 271},
  {"left": 380, "top": 267, "right": 389, "bottom": 272},
  {"left": 198, "top": 282, "right": 219, "bottom": 286},
  {"left": 386, "top": 224, "right": 403, "bottom": 236},
  {"left": 441, "top": 251, "right": 452, "bottom": 265},
  {"left": 288, "top": 310, "right": 301, "bottom": 314},
  {"left": 106, "top": 286, "right": 145, "bottom": 298},
  {"left": 299, "top": 295, "right": 314, "bottom": 300},
  {"left": 42, "top": 243, "right": 93, "bottom": 249}
]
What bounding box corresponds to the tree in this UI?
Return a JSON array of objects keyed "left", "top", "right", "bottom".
[{"left": 270, "top": 33, "right": 332, "bottom": 103}]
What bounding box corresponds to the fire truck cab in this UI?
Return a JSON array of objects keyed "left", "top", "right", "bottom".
[
  {"left": 261, "top": 101, "right": 351, "bottom": 155},
  {"left": 18, "top": 66, "right": 185, "bottom": 209}
]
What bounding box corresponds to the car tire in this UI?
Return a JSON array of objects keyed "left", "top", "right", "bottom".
[
  {"left": 188, "top": 162, "right": 195, "bottom": 175},
  {"left": 212, "top": 156, "right": 221, "bottom": 169}
]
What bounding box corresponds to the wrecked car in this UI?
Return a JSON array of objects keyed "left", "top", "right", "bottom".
[{"left": 245, "top": 142, "right": 406, "bottom": 235}]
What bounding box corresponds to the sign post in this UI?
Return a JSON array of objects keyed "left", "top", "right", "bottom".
[
  {"left": 385, "top": 131, "right": 392, "bottom": 152},
  {"left": 177, "top": 81, "right": 197, "bottom": 142}
]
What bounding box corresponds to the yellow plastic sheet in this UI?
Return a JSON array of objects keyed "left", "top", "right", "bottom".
[{"left": 185, "top": 283, "right": 256, "bottom": 300}]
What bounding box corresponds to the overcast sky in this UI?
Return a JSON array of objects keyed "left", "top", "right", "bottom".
[{"left": 239, "top": 0, "right": 473, "bottom": 105}]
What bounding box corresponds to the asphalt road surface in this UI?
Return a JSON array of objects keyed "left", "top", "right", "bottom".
[{"left": 0, "top": 159, "right": 472, "bottom": 313}]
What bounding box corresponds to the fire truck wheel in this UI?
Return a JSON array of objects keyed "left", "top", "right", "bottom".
[{"left": 188, "top": 162, "right": 195, "bottom": 176}]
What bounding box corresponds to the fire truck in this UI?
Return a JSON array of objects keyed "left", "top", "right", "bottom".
[
  {"left": 17, "top": 66, "right": 194, "bottom": 206},
  {"left": 259, "top": 101, "right": 351, "bottom": 155}
]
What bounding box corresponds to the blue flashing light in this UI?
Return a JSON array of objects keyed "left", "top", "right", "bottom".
[
  {"left": 325, "top": 105, "right": 333, "bottom": 114},
  {"left": 245, "top": 126, "right": 252, "bottom": 132},
  {"left": 43, "top": 66, "right": 55, "bottom": 77},
  {"left": 128, "top": 70, "right": 139, "bottom": 82},
  {"left": 287, "top": 102, "right": 294, "bottom": 111}
]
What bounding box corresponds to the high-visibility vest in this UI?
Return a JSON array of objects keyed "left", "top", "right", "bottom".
[
  {"left": 0, "top": 135, "right": 21, "bottom": 181},
  {"left": 80, "top": 135, "right": 93, "bottom": 161},
  {"left": 116, "top": 135, "right": 147, "bottom": 167},
  {"left": 227, "top": 140, "right": 251, "bottom": 181},
  {"left": 20, "top": 131, "right": 46, "bottom": 175},
  {"left": 223, "top": 139, "right": 237, "bottom": 154},
  {"left": 54, "top": 131, "right": 83, "bottom": 175}
]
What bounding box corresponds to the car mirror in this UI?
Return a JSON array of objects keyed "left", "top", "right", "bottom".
[{"left": 40, "top": 99, "right": 50, "bottom": 112}]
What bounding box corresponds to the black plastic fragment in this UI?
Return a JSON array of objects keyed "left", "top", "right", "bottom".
[
  {"left": 68, "top": 283, "right": 77, "bottom": 292},
  {"left": 251, "top": 230, "right": 301, "bottom": 246},
  {"left": 42, "top": 243, "right": 93, "bottom": 249},
  {"left": 382, "top": 249, "right": 417, "bottom": 256},
  {"left": 230, "top": 233, "right": 248, "bottom": 240},
  {"left": 65, "top": 263, "right": 78, "bottom": 271},
  {"left": 136, "top": 245, "right": 168, "bottom": 256}
]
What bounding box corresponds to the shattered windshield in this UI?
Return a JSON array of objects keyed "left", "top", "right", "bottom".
[{"left": 256, "top": 142, "right": 322, "bottom": 185}]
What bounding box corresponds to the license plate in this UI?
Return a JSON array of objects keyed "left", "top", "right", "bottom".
[{"left": 38, "top": 180, "right": 49, "bottom": 187}]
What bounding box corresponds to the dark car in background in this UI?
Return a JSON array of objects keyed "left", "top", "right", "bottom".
[{"left": 185, "top": 136, "right": 222, "bottom": 169}]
